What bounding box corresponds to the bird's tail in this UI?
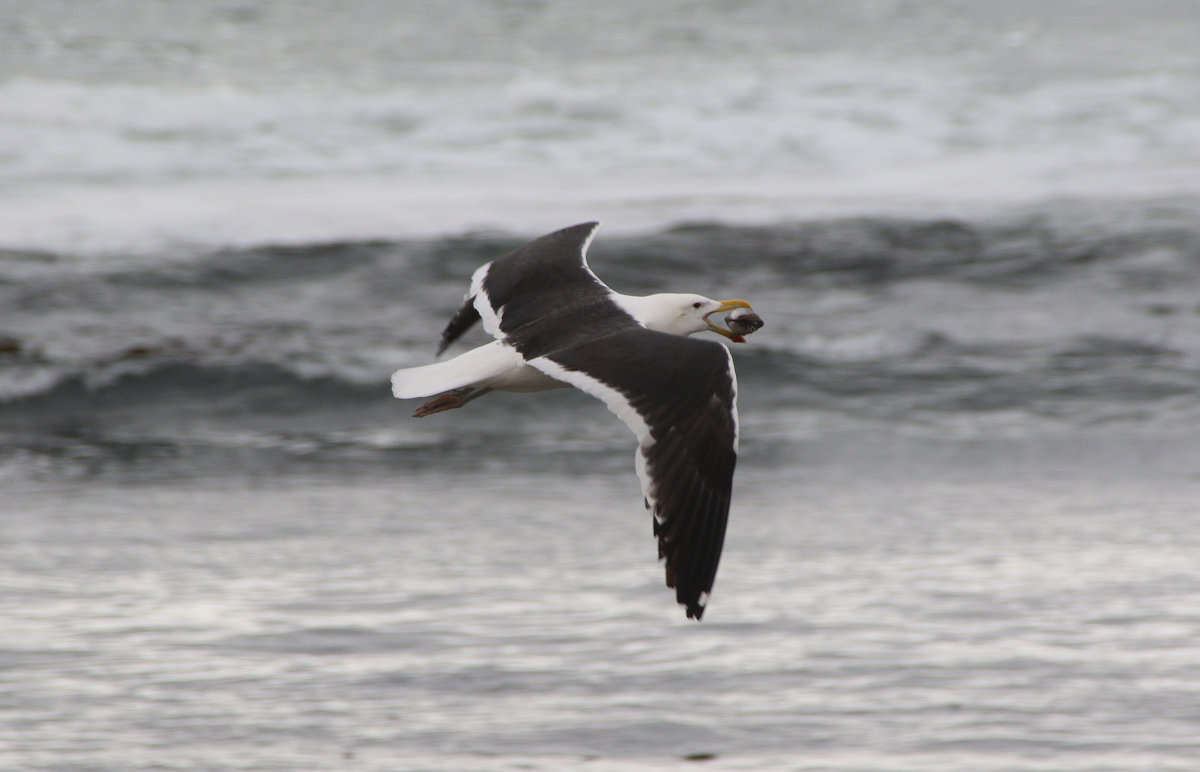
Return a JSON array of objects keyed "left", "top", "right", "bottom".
[{"left": 391, "top": 341, "right": 521, "bottom": 399}]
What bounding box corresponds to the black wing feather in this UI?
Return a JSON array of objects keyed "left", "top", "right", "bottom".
[
  {"left": 478, "top": 222, "right": 610, "bottom": 338},
  {"left": 436, "top": 296, "right": 481, "bottom": 356},
  {"left": 539, "top": 329, "right": 738, "bottom": 620}
]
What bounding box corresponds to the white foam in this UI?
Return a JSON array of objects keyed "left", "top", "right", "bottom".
[
  {"left": 5, "top": 156, "right": 1198, "bottom": 258},
  {"left": 2, "top": 5, "right": 1199, "bottom": 255}
]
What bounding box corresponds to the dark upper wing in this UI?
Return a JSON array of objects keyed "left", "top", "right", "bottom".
[
  {"left": 437, "top": 221, "right": 607, "bottom": 355},
  {"left": 469, "top": 222, "right": 612, "bottom": 341},
  {"left": 524, "top": 326, "right": 739, "bottom": 620}
]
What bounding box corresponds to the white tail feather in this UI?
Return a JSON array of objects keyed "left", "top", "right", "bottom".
[{"left": 391, "top": 341, "right": 527, "bottom": 399}]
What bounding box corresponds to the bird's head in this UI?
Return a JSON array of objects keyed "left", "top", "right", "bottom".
[{"left": 647, "top": 294, "right": 764, "bottom": 341}]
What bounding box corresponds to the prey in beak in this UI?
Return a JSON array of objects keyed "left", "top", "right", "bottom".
[{"left": 705, "top": 299, "right": 765, "bottom": 343}]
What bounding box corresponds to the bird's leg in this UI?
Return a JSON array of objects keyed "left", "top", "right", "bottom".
[{"left": 412, "top": 386, "right": 493, "bottom": 418}]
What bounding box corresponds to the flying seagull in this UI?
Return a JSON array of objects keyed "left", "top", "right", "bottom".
[{"left": 391, "top": 222, "right": 763, "bottom": 619}]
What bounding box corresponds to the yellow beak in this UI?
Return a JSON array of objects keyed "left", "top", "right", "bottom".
[{"left": 704, "top": 299, "right": 754, "bottom": 341}]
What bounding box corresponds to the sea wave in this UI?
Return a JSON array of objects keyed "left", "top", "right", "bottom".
[
  {"left": 3, "top": 209, "right": 1200, "bottom": 478},
  {"left": 0, "top": 357, "right": 394, "bottom": 415},
  {"left": 6, "top": 202, "right": 1200, "bottom": 287},
  {"left": 2, "top": 327, "right": 1195, "bottom": 423}
]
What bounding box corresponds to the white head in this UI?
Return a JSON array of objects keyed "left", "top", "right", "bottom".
[{"left": 627, "top": 293, "right": 760, "bottom": 341}]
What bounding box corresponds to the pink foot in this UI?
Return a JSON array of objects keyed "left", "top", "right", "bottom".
[{"left": 413, "top": 392, "right": 464, "bottom": 417}]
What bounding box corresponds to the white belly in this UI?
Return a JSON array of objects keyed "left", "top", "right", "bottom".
[{"left": 479, "top": 362, "right": 569, "bottom": 393}]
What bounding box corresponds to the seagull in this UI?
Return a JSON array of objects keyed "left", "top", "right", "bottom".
[{"left": 391, "top": 222, "right": 763, "bottom": 619}]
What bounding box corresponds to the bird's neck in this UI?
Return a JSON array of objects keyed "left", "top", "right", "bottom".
[{"left": 611, "top": 293, "right": 694, "bottom": 336}]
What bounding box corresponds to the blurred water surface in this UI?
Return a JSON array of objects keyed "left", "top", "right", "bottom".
[{"left": 4, "top": 1, "right": 1200, "bottom": 769}]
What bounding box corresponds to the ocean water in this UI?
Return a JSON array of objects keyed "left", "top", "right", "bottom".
[{"left": 4, "top": 2, "right": 1200, "bottom": 770}]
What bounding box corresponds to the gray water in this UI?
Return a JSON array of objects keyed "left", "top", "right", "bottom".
[
  {"left": 4, "top": 1, "right": 1200, "bottom": 770},
  {"left": 7, "top": 445, "right": 1200, "bottom": 771}
]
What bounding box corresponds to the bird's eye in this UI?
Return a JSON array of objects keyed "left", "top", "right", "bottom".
[{"left": 692, "top": 301, "right": 702, "bottom": 309}]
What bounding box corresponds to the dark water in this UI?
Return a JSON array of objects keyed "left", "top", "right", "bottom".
[{"left": 5, "top": 202, "right": 1200, "bottom": 482}]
